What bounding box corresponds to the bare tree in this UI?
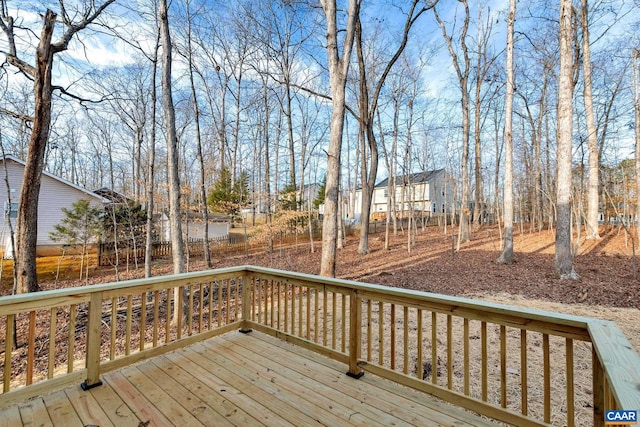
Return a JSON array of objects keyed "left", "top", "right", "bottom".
[
  {"left": 0, "top": 1, "right": 115, "bottom": 293},
  {"left": 181, "top": 0, "right": 212, "bottom": 268},
  {"left": 433, "top": 0, "right": 471, "bottom": 248},
  {"left": 319, "top": 0, "right": 360, "bottom": 277},
  {"left": 145, "top": 14, "right": 161, "bottom": 278},
  {"left": 354, "top": 1, "right": 436, "bottom": 255},
  {"left": 159, "top": 0, "right": 185, "bottom": 278},
  {"left": 581, "top": 0, "right": 600, "bottom": 240},
  {"left": 635, "top": 48, "right": 640, "bottom": 249},
  {"left": 556, "top": 0, "right": 579, "bottom": 280},
  {"left": 497, "top": 0, "right": 516, "bottom": 265}
]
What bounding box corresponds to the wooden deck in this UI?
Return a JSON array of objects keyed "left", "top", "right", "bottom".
[{"left": 0, "top": 331, "right": 497, "bottom": 427}]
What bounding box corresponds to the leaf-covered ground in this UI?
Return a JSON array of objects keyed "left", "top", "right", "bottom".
[{"left": 32, "top": 223, "right": 640, "bottom": 350}]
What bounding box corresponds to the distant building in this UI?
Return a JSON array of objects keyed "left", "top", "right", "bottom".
[
  {"left": 0, "top": 155, "right": 107, "bottom": 257},
  {"left": 351, "top": 169, "right": 454, "bottom": 222}
]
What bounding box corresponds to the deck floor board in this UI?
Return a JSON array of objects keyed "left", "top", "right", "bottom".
[{"left": 0, "top": 330, "right": 498, "bottom": 426}]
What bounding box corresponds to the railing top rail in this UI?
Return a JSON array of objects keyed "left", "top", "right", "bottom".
[
  {"left": 0, "top": 265, "right": 247, "bottom": 309},
  {"left": 242, "top": 265, "right": 595, "bottom": 330},
  {"left": 589, "top": 320, "right": 640, "bottom": 409}
]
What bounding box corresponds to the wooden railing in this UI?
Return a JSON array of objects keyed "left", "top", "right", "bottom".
[
  {"left": 0, "top": 267, "right": 245, "bottom": 407},
  {"left": 242, "top": 267, "right": 640, "bottom": 427},
  {"left": 1, "top": 266, "right": 638, "bottom": 426}
]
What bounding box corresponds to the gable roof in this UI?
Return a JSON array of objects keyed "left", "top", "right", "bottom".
[
  {"left": 375, "top": 169, "right": 445, "bottom": 188},
  {"left": 1, "top": 154, "right": 108, "bottom": 203}
]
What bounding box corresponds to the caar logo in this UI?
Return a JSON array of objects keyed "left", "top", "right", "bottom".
[{"left": 605, "top": 410, "right": 638, "bottom": 425}]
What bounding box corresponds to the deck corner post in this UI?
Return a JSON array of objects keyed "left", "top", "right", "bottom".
[
  {"left": 83, "top": 291, "right": 104, "bottom": 391},
  {"left": 347, "top": 289, "right": 363, "bottom": 379},
  {"left": 239, "top": 273, "right": 253, "bottom": 334},
  {"left": 592, "top": 346, "right": 605, "bottom": 427}
]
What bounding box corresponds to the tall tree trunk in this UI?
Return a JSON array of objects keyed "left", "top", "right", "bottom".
[
  {"left": 145, "top": 23, "right": 161, "bottom": 278},
  {"left": 497, "top": 0, "right": 516, "bottom": 265},
  {"left": 556, "top": 0, "right": 579, "bottom": 280},
  {"left": 634, "top": 49, "right": 640, "bottom": 249},
  {"left": 159, "top": 0, "right": 185, "bottom": 287},
  {"left": 581, "top": 0, "right": 600, "bottom": 240},
  {"left": 15, "top": 11, "right": 57, "bottom": 294},
  {"left": 434, "top": 1, "right": 471, "bottom": 248},
  {"left": 319, "top": 0, "right": 360, "bottom": 277},
  {"left": 185, "top": 2, "right": 212, "bottom": 268}
]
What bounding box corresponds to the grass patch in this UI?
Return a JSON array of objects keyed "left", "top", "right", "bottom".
[{"left": 0, "top": 254, "right": 97, "bottom": 294}]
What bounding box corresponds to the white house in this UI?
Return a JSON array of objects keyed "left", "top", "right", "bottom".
[
  {"left": 0, "top": 155, "right": 107, "bottom": 257},
  {"left": 351, "top": 169, "right": 454, "bottom": 221}
]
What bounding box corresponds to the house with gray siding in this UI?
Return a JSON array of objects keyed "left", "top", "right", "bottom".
[
  {"left": 0, "top": 155, "right": 107, "bottom": 257},
  {"left": 351, "top": 169, "right": 454, "bottom": 221}
]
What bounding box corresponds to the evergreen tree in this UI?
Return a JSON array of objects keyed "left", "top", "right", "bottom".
[
  {"left": 208, "top": 168, "right": 249, "bottom": 218},
  {"left": 50, "top": 199, "right": 103, "bottom": 281},
  {"left": 314, "top": 176, "right": 326, "bottom": 209}
]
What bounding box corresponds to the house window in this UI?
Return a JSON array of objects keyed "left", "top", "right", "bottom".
[
  {"left": 383, "top": 189, "right": 388, "bottom": 198},
  {"left": 4, "top": 201, "right": 18, "bottom": 220},
  {"left": 432, "top": 202, "right": 436, "bottom": 213},
  {"left": 442, "top": 203, "right": 445, "bottom": 213}
]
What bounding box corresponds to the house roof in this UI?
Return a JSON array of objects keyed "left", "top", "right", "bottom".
[
  {"left": 1, "top": 154, "right": 108, "bottom": 203},
  {"left": 375, "top": 169, "right": 445, "bottom": 188},
  {"left": 93, "top": 187, "right": 130, "bottom": 204}
]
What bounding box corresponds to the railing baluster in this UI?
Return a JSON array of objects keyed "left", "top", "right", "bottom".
[
  {"left": 566, "top": 338, "right": 574, "bottom": 427},
  {"left": 543, "top": 333, "right": 551, "bottom": 423},
  {"left": 366, "top": 299, "right": 372, "bottom": 361},
  {"left": 153, "top": 290, "right": 159, "bottom": 346},
  {"left": 4, "top": 314, "right": 14, "bottom": 392},
  {"left": 263, "top": 280, "right": 269, "bottom": 326},
  {"left": 347, "top": 291, "right": 362, "bottom": 378},
  {"left": 188, "top": 285, "right": 194, "bottom": 336},
  {"left": 277, "top": 282, "right": 281, "bottom": 330},
  {"left": 27, "top": 310, "right": 35, "bottom": 385},
  {"left": 403, "top": 306, "right": 409, "bottom": 374},
  {"left": 68, "top": 305, "right": 76, "bottom": 373},
  {"left": 417, "top": 309, "right": 423, "bottom": 380},
  {"left": 306, "top": 287, "right": 311, "bottom": 340},
  {"left": 447, "top": 315, "right": 452, "bottom": 389},
  {"left": 270, "top": 280, "right": 275, "bottom": 328},
  {"left": 284, "top": 283, "right": 289, "bottom": 333},
  {"left": 219, "top": 280, "right": 224, "bottom": 327},
  {"left": 521, "top": 329, "right": 528, "bottom": 415},
  {"left": 165, "top": 289, "right": 171, "bottom": 343},
  {"left": 298, "top": 285, "right": 303, "bottom": 337},
  {"left": 322, "top": 288, "right": 327, "bottom": 346},
  {"left": 342, "top": 294, "right": 347, "bottom": 353},
  {"left": 314, "top": 288, "right": 318, "bottom": 342},
  {"left": 110, "top": 297, "right": 117, "bottom": 360},
  {"left": 464, "top": 318, "right": 469, "bottom": 395},
  {"left": 332, "top": 291, "right": 337, "bottom": 350},
  {"left": 177, "top": 287, "right": 184, "bottom": 340},
  {"left": 431, "top": 312, "right": 437, "bottom": 385},
  {"left": 235, "top": 278, "right": 241, "bottom": 320},
  {"left": 481, "top": 321, "right": 487, "bottom": 400},
  {"left": 126, "top": 295, "right": 133, "bottom": 355},
  {"left": 140, "top": 292, "right": 147, "bottom": 351},
  {"left": 291, "top": 285, "right": 296, "bottom": 335},
  {"left": 228, "top": 279, "right": 233, "bottom": 326},
  {"left": 198, "top": 284, "right": 203, "bottom": 333},
  {"left": 378, "top": 302, "right": 384, "bottom": 364},
  {"left": 500, "top": 325, "right": 507, "bottom": 408},
  {"left": 390, "top": 304, "right": 396, "bottom": 370},
  {"left": 48, "top": 307, "right": 56, "bottom": 379}
]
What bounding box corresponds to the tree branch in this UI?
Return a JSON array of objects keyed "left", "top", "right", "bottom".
[{"left": 0, "top": 107, "right": 34, "bottom": 122}]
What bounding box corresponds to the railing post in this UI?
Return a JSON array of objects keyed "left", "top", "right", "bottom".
[
  {"left": 81, "top": 291, "right": 103, "bottom": 390},
  {"left": 592, "top": 346, "right": 605, "bottom": 427},
  {"left": 239, "top": 273, "right": 253, "bottom": 333},
  {"left": 347, "top": 289, "right": 364, "bottom": 379}
]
